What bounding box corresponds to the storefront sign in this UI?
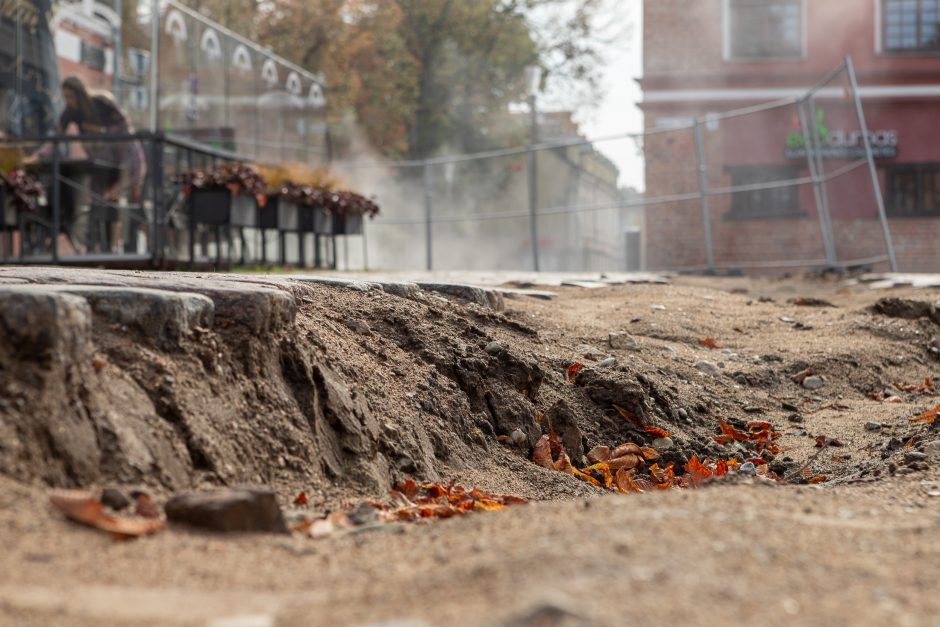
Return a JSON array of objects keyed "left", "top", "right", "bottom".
[{"left": 785, "top": 109, "right": 898, "bottom": 159}]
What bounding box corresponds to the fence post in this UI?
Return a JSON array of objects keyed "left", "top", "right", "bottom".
[
  {"left": 51, "top": 138, "right": 60, "bottom": 263},
  {"left": 797, "top": 98, "right": 837, "bottom": 267},
  {"left": 423, "top": 161, "right": 433, "bottom": 271},
  {"left": 845, "top": 55, "right": 898, "bottom": 272},
  {"left": 527, "top": 133, "right": 540, "bottom": 272},
  {"left": 150, "top": 134, "right": 164, "bottom": 267},
  {"left": 692, "top": 119, "right": 715, "bottom": 272}
]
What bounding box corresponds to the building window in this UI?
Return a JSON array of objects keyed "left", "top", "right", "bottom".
[
  {"left": 883, "top": 0, "right": 940, "bottom": 52},
  {"left": 885, "top": 164, "right": 940, "bottom": 216},
  {"left": 727, "top": 0, "right": 803, "bottom": 59},
  {"left": 726, "top": 165, "right": 801, "bottom": 219},
  {"left": 80, "top": 41, "right": 106, "bottom": 72}
]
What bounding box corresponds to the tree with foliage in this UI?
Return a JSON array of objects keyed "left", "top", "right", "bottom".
[{"left": 178, "top": 0, "right": 614, "bottom": 160}]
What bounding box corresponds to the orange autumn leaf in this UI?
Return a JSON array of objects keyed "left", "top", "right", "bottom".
[
  {"left": 910, "top": 402, "right": 940, "bottom": 425},
  {"left": 49, "top": 490, "right": 165, "bottom": 539},
  {"left": 586, "top": 445, "right": 611, "bottom": 464},
  {"left": 582, "top": 462, "right": 614, "bottom": 489},
  {"left": 700, "top": 337, "right": 719, "bottom": 349},
  {"left": 807, "top": 475, "right": 826, "bottom": 484},
  {"left": 714, "top": 459, "right": 729, "bottom": 476},
  {"left": 565, "top": 362, "right": 582, "bottom": 383},
  {"left": 614, "top": 467, "right": 644, "bottom": 493},
  {"left": 684, "top": 455, "right": 712, "bottom": 483},
  {"left": 532, "top": 434, "right": 554, "bottom": 469},
  {"left": 555, "top": 452, "right": 601, "bottom": 486},
  {"left": 639, "top": 446, "right": 661, "bottom": 461},
  {"left": 293, "top": 492, "right": 309, "bottom": 506},
  {"left": 611, "top": 443, "right": 643, "bottom": 459},
  {"left": 643, "top": 426, "right": 670, "bottom": 438}
]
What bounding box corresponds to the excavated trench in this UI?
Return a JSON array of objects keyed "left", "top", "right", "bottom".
[{"left": 2, "top": 268, "right": 937, "bottom": 508}]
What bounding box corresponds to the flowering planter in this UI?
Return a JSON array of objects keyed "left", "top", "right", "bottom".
[
  {"left": 189, "top": 189, "right": 258, "bottom": 228},
  {"left": 260, "top": 195, "right": 300, "bottom": 231},
  {"left": 300, "top": 206, "right": 333, "bottom": 235},
  {"left": 333, "top": 213, "right": 363, "bottom": 235}
]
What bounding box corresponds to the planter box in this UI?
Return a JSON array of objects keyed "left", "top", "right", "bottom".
[
  {"left": 299, "top": 207, "right": 332, "bottom": 234},
  {"left": 333, "top": 213, "right": 364, "bottom": 235},
  {"left": 0, "top": 187, "right": 12, "bottom": 228},
  {"left": 260, "top": 195, "right": 300, "bottom": 231},
  {"left": 189, "top": 189, "right": 258, "bottom": 227}
]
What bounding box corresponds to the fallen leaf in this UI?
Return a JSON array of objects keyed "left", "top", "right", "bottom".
[
  {"left": 49, "top": 490, "right": 164, "bottom": 539},
  {"left": 582, "top": 462, "right": 614, "bottom": 488},
  {"left": 565, "top": 362, "right": 582, "bottom": 383},
  {"left": 532, "top": 435, "right": 554, "bottom": 469},
  {"left": 815, "top": 435, "right": 844, "bottom": 448},
  {"left": 293, "top": 492, "right": 309, "bottom": 506},
  {"left": 611, "top": 443, "right": 643, "bottom": 458},
  {"left": 746, "top": 458, "right": 769, "bottom": 465},
  {"left": 790, "top": 368, "right": 813, "bottom": 384},
  {"left": 534, "top": 411, "right": 544, "bottom": 424},
  {"left": 607, "top": 454, "right": 642, "bottom": 471},
  {"left": 700, "top": 337, "right": 719, "bottom": 349},
  {"left": 895, "top": 377, "right": 931, "bottom": 392},
  {"left": 613, "top": 404, "right": 642, "bottom": 427},
  {"left": 910, "top": 402, "right": 940, "bottom": 425},
  {"left": 831, "top": 456, "right": 850, "bottom": 462},
  {"left": 495, "top": 435, "right": 510, "bottom": 443},
  {"left": 614, "top": 467, "right": 644, "bottom": 493},
  {"left": 807, "top": 475, "right": 827, "bottom": 484},
  {"left": 134, "top": 493, "right": 160, "bottom": 519},
  {"left": 643, "top": 426, "right": 670, "bottom": 438},
  {"left": 586, "top": 445, "right": 611, "bottom": 464},
  {"left": 639, "top": 446, "right": 660, "bottom": 461}
]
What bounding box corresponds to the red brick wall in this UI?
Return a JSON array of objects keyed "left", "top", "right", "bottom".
[{"left": 643, "top": 0, "right": 940, "bottom": 272}]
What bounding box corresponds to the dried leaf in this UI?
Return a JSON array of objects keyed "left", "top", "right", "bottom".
[
  {"left": 910, "top": 402, "right": 940, "bottom": 425},
  {"left": 639, "top": 446, "right": 660, "bottom": 461},
  {"left": 532, "top": 434, "right": 554, "bottom": 469},
  {"left": 613, "top": 404, "right": 642, "bottom": 427},
  {"left": 495, "top": 435, "right": 510, "bottom": 443},
  {"left": 831, "top": 456, "right": 850, "bottom": 462},
  {"left": 790, "top": 368, "right": 813, "bottom": 384},
  {"left": 807, "top": 475, "right": 827, "bottom": 484},
  {"left": 643, "top": 426, "right": 670, "bottom": 438},
  {"left": 134, "top": 493, "right": 160, "bottom": 519},
  {"left": 293, "top": 492, "right": 309, "bottom": 506},
  {"left": 611, "top": 443, "right": 642, "bottom": 458},
  {"left": 700, "top": 338, "right": 719, "bottom": 349},
  {"left": 586, "top": 445, "right": 611, "bottom": 464},
  {"left": 49, "top": 490, "right": 164, "bottom": 539},
  {"left": 614, "top": 467, "right": 644, "bottom": 493},
  {"left": 815, "top": 435, "right": 844, "bottom": 448},
  {"left": 565, "top": 362, "right": 582, "bottom": 383},
  {"left": 895, "top": 377, "right": 931, "bottom": 392},
  {"left": 607, "top": 454, "right": 642, "bottom": 471},
  {"left": 534, "top": 411, "right": 544, "bottom": 424},
  {"left": 554, "top": 453, "right": 601, "bottom": 486},
  {"left": 582, "top": 462, "right": 614, "bottom": 488}
]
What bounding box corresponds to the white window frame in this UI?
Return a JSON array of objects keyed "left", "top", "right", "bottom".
[
  {"left": 722, "top": 0, "right": 808, "bottom": 62},
  {"left": 876, "top": 0, "right": 940, "bottom": 55}
]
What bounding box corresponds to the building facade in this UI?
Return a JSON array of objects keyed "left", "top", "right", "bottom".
[{"left": 642, "top": 0, "right": 940, "bottom": 271}]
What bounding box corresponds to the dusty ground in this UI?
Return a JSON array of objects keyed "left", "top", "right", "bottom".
[{"left": 1, "top": 271, "right": 940, "bottom": 626}]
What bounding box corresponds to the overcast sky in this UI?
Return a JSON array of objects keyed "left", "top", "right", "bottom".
[{"left": 573, "top": 2, "right": 644, "bottom": 191}]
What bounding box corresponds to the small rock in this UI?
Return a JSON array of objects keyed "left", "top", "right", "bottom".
[
  {"left": 694, "top": 361, "right": 722, "bottom": 376},
  {"left": 651, "top": 304, "right": 666, "bottom": 311},
  {"left": 904, "top": 451, "right": 928, "bottom": 464},
  {"left": 760, "top": 354, "right": 783, "bottom": 363},
  {"left": 865, "top": 422, "right": 882, "bottom": 432},
  {"left": 578, "top": 344, "right": 607, "bottom": 360},
  {"left": 484, "top": 341, "right": 504, "bottom": 355},
  {"left": 924, "top": 441, "right": 940, "bottom": 456},
  {"left": 165, "top": 488, "right": 289, "bottom": 534},
  {"left": 348, "top": 319, "right": 371, "bottom": 334},
  {"left": 347, "top": 502, "right": 382, "bottom": 526},
  {"left": 802, "top": 376, "right": 826, "bottom": 390},
  {"left": 779, "top": 316, "right": 795, "bottom": 323},
  {"left": 509, "top": 429, "right": 527, "bottom": 448},
  {"left": 786, "top": 413, "right": 803, "bottom": 424},
  {"left": 652, "top": 437, "right": 674, "bottom": 451},
  {"left": 677, "top": 408, "right": 689, "bottom": 422},
  {"left": 608, "top": 333, "right": 640, "bottom": 351},
  {"left": 100, "top": 487, "right": 132, "bottom": 511},
  {"left": 909, "top": 461, "right": 930, "bottom": 472},
  {"left": 738, "top": 462, "right": 756, "bottom": 476},
  {"left": 734, "top": 374, "right": 749, "bottom": 385},
  {"left": 743, "top": 406, "right": 762, "bottom": 414},
  {"left": 598, "top": 357, "right": 617, "bottom": 368}
]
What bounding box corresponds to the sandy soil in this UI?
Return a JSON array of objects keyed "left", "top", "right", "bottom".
[{"left": 2, "top": 273, "right": 940, "bottom": 626}]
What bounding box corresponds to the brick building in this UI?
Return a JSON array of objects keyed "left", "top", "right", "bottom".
[{"left": 642, "top": 0, "right": 940, "bottom": 271}]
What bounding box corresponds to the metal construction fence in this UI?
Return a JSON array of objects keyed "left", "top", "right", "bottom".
[{"left": 0, "top": 56, "right": 897, "bottom": 273}]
